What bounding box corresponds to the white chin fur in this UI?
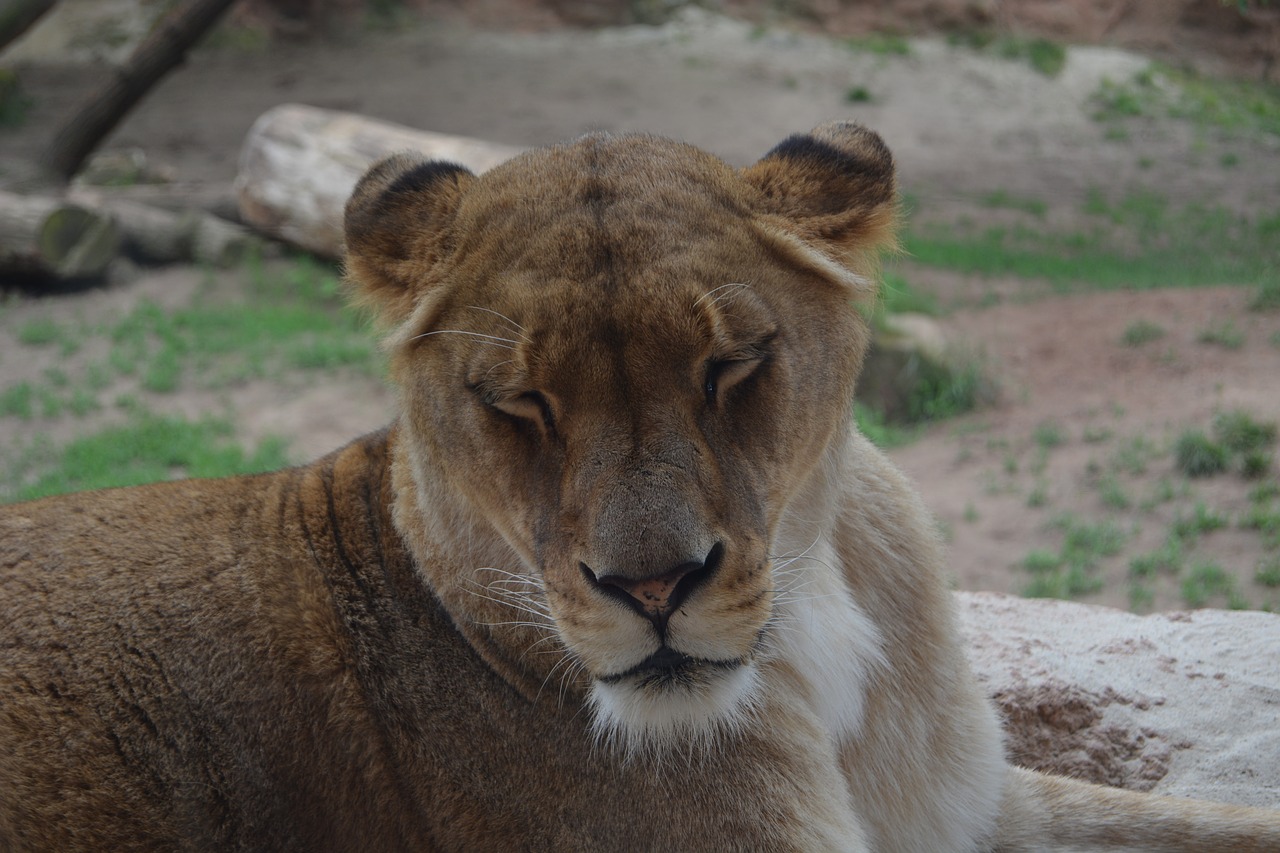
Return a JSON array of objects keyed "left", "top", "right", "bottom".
[{"left": 588, "top": 663, "right": 763, "bottom": 756}]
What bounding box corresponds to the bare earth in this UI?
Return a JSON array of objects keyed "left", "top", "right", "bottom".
[{"left": 3, "top": 8, "right": 1279, "bottom": 611}]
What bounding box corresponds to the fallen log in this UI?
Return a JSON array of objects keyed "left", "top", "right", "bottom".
[
  {"left": 0, "top": 190, "right": 120, "bottom": 280},
  {"left": 69, "top": 189, "right": 263, "bottom": 267},
  {"left": 236, "top": 104, "right": 523, "bottom": 258}
]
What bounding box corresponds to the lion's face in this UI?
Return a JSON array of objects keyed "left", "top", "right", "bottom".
[{"left": 344, "top": 126, "right": 896, "bottom": 744}]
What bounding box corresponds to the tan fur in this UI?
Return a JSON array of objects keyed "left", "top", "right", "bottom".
[{"left": 2, "top": 125, "right": 1278, "bottom": 851}]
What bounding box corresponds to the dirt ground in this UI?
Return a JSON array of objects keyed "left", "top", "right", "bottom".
[{"left": 3, "top": 6, "right": 1280, "bottom": 611}]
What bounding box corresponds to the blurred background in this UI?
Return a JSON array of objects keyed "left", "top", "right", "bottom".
[{"left": 1, "top": 0, "right": 1278, "bottom": 613}]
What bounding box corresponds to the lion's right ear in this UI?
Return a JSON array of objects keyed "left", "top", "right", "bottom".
[{"left": 343, "top": 153, "right": 476, "bottom": 325}]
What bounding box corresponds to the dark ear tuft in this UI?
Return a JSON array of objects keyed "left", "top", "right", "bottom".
[
  {"left": 343, "top": 153, "right": 475, "bottom": 325},
  {"left": 742, "top": 122, "right": 898, "bottom": 260}
]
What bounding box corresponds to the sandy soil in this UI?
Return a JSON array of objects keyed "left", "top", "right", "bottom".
[{"left": 3, "top": 8, "right": 1279, "bottom": 611}]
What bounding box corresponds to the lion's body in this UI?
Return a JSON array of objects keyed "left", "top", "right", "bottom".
[
  {"left": 0, "top": 430, "right": 986, "bottom": 850},
  {"left": 2, "top": 126, "right": 1278, "bottom": 851}
]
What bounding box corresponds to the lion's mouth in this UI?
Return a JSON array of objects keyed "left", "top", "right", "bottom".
[{"left": 600, "top": 645, "right": 744, "bottom": 689}]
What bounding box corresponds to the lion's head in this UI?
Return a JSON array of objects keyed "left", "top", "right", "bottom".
[{"left": 344, "top": 125, "right": 897, "bottom": 748}]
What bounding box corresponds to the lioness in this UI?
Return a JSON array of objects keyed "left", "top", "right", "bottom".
[{"left": 2, "top": 124, "right": 1277, "bottom": 851}]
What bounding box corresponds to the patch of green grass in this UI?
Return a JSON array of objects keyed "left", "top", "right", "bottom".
[
  {"left": 1091, "top": 64, "right": 1280, "bottom": 139},
  {"left": 1174, "top": 430, "right": 1229, "bottom": 477},
  {"left": 1024, "top": 38, "right": 1067, "bottom": 77},
  {"left": 0, "top": 382, "right": 35, "bottom": 419},
  {"left": 1033, "top": 421, "right": 1065, "bottom": 450},
  {"left": 854, "top": 402, "right": 918, "bottom": 449},
  {"left": 1021, "top": 515, "right": 1127, "bottom": 599},
  {"left": 1181, "top": 561, "right": 1246, "bottom": 609},
  {"left": 1129, "top": 583, "right": 1154, "bottom": 611},
  {"left": 4, "top": 413, "right": 291, "bottom": 504},
  {"left": 1172, "top": 501, "right": 1229, "bottom": 542},
  {"left": 904, "top": 202, "right": 1280, "bottom": 294},
  {"left": 952, "top": 32, "right": 1066, "bottom": 77},
  {"left": 102, "top": 258, "right": 381, "bottom": 392},
  {"left": 1098, "top": 474, "right": 1130, "bottom": 510},
  {"left": 904, "top": 360, "right": 988, "bottom": 423},
  {"left": 845, "top": 34, "right": 911, "bottom": 57},
  {"left": 1121, "top": 319, "right": 1165, "bottom": 346},
  {"left": 1257, "top": 557, "right": 1280, "bottom": 588},
  {"left": 844, "top": 86, "right": 873, "bottom": 104},
  {"left": 1240, "top": 501, "right": 1280, "bottom": 549},
  {"left": 1252, "top": 277, "right": 1280, "bottom": 311},
  {"left": 1197, "top": 319, "right": 1245, "bottom": 349},
  {"left": 1112, "top": 435, "right": 1159, "bottom": 476},
  {"left": 1129, "top": 536, "right": 1184, "bottom": 578},
  {"left": 1214, "top": 410, "right": 1277, "bottom": 455},
  {"left": 17, "top": 318, "right": 61, "bottom": 346}
]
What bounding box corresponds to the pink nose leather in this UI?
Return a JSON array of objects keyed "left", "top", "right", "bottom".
[{"left": 595, "top": 565, "right": 697, "bottom": 619}]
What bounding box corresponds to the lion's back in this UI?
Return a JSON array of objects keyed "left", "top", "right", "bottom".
[{"left": 0, "top": 438, "right": 434, "bottom": 851}]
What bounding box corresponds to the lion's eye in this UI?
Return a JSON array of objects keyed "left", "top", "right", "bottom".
[
  {"left": 704, "top": 357, "right": 764, "bottom": 405},
  {"left": 490, "top": 391, "right": 557, "bottom": 436}
]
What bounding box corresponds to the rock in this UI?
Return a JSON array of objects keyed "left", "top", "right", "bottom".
[
  {"left": 856, "top": 312, "right": 966, "bottom": 422},
  {"left": 958, "top": 591, "right": 1280, "bottom": 809}
]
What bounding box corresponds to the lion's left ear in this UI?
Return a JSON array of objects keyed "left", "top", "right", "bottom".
[
  {"left": 343, "top": 153, "right": 476, "bottom": 326},
  {"left": 740, "top": 122, "right": 898, "bottom": 269}
]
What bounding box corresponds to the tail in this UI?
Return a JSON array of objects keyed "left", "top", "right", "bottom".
[{"left": 994, "top": 766, "right": 1280, "bottom": 852}]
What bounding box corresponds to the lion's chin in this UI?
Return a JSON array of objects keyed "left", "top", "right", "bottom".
[{"left": 587, "top": 659, "right": 763, "bottom": 754}]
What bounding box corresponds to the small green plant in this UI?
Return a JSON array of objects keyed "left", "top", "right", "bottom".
[
  {"left": 1252, "top": 277, "right": 1280, "bottom": 312},
  {"left": 1112, "top": 435, "right": 1158, "bottom": 476},
  {"left": 853, "top": 402, "right": 917, "bottom": 449},
  {"left": 1022, "top": 516, "right": 1127, "bottom": 599},
  {"left": 845, "top": 86, "right": 873, "bottom": 104},
  {"left": 1121, "top": 319, "right": 1165, "bottom": 346},
  {"left": 1197, "top": 319, "right": 1245, "bottom": 349},
  {"left": 0, "top": 383, "right": 34, "bottom": 419},
  {"left": 17, "top": 318, "right": 62, "bottom": 346},
  {"left": 1172, "top": 501, "right": 1229, "bottom": 541},
  {"left": 1129, "top": 583, "right": 1154, "bottom": 612},
  {"left": 1174, "top": 430, "right": 1228, "bottom": 477},
  {"left": 1098, "top": 474, "right": 1130, "bottom": 510},
  {"left": 1181, "top": 561, "right": 1245, "bottom": 609},
  {"left": 1240, "top": 501, "right": 1280, "bottom": 549},
  {"left": 1213, "top": 410, "right": 1277, "bottom": 455},
  {"left": 1033, "top": 421, "right": 1065, "bottom": 450},
  {"left": 903, "top": 359, "right": 989, "bottom": 424},
  {"left": 1129, "top": 536, "right": 1184, "bottom": 578},
  {"left": 845, "top": 34, "right": 911, "bottom": 57},
  {"left": 1027, "top": 481, "right": 1049, "bottom": 508},
  {"left": 1257, "top": 558, "right": 1280, "bottom": 588}
]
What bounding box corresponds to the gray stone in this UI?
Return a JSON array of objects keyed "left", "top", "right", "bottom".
[{"left": 958, "top": 591, "right": 1280, "bottom": 808}]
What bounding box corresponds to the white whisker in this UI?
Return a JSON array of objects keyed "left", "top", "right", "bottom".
[
  {"left": 694, "top": 282, "right": 751, "bottom": 308},
  {"left": 412, "top": 329, "right": 519, "bottom": 350},
  {"left": 466, "top": 306, "right": 532, "bottom": 343}
]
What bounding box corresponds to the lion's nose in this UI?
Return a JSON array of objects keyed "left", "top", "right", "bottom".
[{"left": 581, "top": 543, "right": 724, "bottom": 632}]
